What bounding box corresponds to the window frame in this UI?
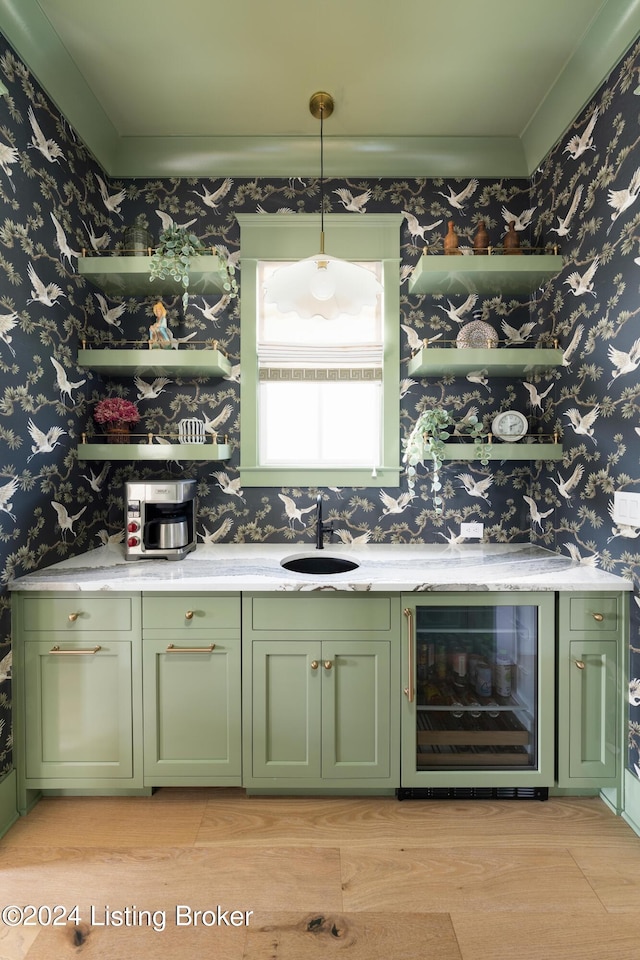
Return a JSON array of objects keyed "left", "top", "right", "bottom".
[{"left": 237, "top": 213, "right": 401, "bottom": 488}]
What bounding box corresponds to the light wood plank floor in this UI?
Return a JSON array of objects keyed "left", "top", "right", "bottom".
[{"left": 2, "top": 790, "right": 640, "bottom": 959}]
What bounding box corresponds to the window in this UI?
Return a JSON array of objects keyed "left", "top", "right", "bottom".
[{"left": 237, "top": 213, "right": 401, "bottom": 487}]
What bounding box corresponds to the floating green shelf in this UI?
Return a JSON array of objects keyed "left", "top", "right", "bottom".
[
  {"left": 77, "top": 348, "right": 232, "bottom": 378},
  {"left": 78, "top": 254, "right": 231, "bottom": 298},
  {"left": 408, "top": 254, "right": 563, "bottom": 296},
  {"left": 439, "top": 442, "right": 563, "bottom": 461},
  {"left": 77, "top": 443, "right": 231, "bottom": 462},
  {"left": 408, "top": 347, "right": 563, "bottom": 378}
]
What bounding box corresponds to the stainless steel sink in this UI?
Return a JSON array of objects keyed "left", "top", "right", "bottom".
[{"left": 280, "top": 554, "right": 360, "bottom": 575}]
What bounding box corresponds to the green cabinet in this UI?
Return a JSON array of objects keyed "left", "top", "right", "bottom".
[
  {"left": 12, "top": 586, "right": 628, "bottom": 805},
  {"left": 242, "top": 594, "right": 400, "bottom": 792},
  {"left": 556, "top": 593, "right": 626, "bottom": 790},
  {"left": 142, "top": 594, "right": 241, "bottom": 785},
  {"left": 13, "top": 593, "right": 143, "bottom": 804},
  {"left": 24, "top": 637, "right": 135, "bottom": 781}
]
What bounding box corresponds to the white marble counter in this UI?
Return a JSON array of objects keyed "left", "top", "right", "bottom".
[{"left": 7, "top": 543, "right": 632, "bottom": 593}]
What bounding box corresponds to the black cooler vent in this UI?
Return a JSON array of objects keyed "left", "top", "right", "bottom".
[{"left": 396, "top": 787, "right": 549, "bottom": 801}]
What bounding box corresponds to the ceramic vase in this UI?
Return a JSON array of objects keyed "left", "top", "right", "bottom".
[
  {"left": 473, "top": 220, "right": 490, "bottom": 255},
  {"left": 443, "top": 220, "right": 460, "bottom": 255},
  {"left": 503, "top": 221, "right": 522, "bottom": 255}
]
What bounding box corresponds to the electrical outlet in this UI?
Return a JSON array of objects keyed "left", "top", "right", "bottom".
[
  {"left": 613, "top": 491, "right": 640, "bottom": 524},
  {"left": 460, "top": 522, "right": 484, "bottom": 538}
]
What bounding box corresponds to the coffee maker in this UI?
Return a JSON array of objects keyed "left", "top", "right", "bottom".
[{"left": 125, "top": 479, "right": 197, "bottom": 561}]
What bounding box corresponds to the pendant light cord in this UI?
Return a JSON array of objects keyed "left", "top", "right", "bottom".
[{"left": 319, "top": 104, "right": 325, "bottom": 255}]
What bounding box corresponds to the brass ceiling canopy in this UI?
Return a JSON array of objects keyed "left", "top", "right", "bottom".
[{"left": 309, "top": 91, "right": 334, "bottom": 121}]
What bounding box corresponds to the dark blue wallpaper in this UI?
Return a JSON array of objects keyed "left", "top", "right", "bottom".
[{"left": 0, "top": 30, "right": 638, "bottom": 781}]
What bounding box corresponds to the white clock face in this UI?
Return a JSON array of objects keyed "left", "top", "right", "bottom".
[{"left": 491, "top": 410, "right": 528, "bottom": 442}]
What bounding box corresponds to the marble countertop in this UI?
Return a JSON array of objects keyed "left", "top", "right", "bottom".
[{"left": 7, "top": 543, "right": 633, "bottom": 593}]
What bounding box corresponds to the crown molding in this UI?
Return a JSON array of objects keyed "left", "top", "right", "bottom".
[{"left": 1, "top": 0, "right": 639, "bottom": 179}]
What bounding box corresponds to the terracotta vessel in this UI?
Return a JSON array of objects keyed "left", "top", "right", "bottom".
[
  {"left": 473, "top": 220, "right": 490, "bottom": 255},
  {"left": 443, "top": 221, "right": 460, "bottom": 255},
  {"left": 503, "top": 221, "right": 522, "bottom": 255}
]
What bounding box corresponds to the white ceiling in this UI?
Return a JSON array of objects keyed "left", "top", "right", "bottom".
[{"left": 1, "top": 0, "right": 640, "bottom": 177}]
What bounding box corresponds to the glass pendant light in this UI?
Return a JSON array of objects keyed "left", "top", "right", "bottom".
[{"left": 263, "top": 92, "right": 382, "bottom": 320}]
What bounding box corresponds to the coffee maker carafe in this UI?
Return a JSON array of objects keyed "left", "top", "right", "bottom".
[{"left": 125, "top": 479, "right": 197, "bottom": 561}]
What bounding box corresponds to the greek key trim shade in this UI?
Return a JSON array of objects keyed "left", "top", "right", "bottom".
[{"left": 259, "top": 368, "right": 382, "bottom": 381}]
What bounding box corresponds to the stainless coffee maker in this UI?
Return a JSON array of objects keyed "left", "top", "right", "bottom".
[{"left": 125, "top": 479, "right": 197, "bottom": 561}]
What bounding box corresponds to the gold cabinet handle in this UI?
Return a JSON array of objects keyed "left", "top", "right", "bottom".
[
  {"left": 573, "top": 659, "right": 585, "bottom": 670},
  {"left": 67, "top": 612, "right": 79, "bottom": 622},
  {"left": 592, "top": 612, "right": 604, "bottom": 622},
  {"left": 166, "top": 643, "right": 215, "bottom": 653},
  {"left": 310, "top": 660, "right": 319, "bottom": 670},
  {"left": 184, "top": 610, "right": 194, "bottom": 620},
  {"left": 50, "top": 645, "right": 101, "bottom": 655},
  {"left": 323, "top": 660, "right": 333, "bottom": 670},
  {"left": 403, "top": 607, "right": 415, "bottom": 703}
]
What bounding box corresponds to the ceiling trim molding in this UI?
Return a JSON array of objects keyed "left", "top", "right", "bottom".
[
  {"left": 521, "top": 0, "right": 640, "bottom": 171},
  {"left": 1, "top": 0, "right": 639, "bottom": 179},
  {"left": 112, "top": 135, "right": 529, "bottom": 180},
  {"left": 0, "top": 0, "right": 119, "bottom": 170}
]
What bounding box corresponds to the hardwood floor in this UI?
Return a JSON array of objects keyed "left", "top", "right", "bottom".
[{"left": 2, "top": 790, "right": 640, "bottom": 959}]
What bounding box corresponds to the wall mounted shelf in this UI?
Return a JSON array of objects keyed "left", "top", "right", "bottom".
[
  {"left": 77, "top": 348, "right": 232, "bottom": 378},
  {"left": 439, "top": 442, "right": 563, "bottom": 461},
  {"left": 408, "top": 253, "right": 563, "bottom": 296},
  {"left": 78, "top": 254, "right": 231, "bottom": 298},
  {"left": 408, "top": 347, "right": 563, "bottom": 378},
  {"left": 77, "top": 442, "right": 231, "bottom": 462}
]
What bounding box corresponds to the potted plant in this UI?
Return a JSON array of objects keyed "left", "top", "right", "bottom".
[
  {"left": 94, "top": 397, "right": 140, "bottom": 444},
  {"left": 150, "top": 224, "right": 204, "bottom": 309},
  {"left": 402, "top": 407, "right": 487, "bottom": 512},
  {"left": 149, "top": 225, "right": 239, "bottom": 309}
]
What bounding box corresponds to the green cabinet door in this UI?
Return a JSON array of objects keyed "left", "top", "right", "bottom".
[
  {"left": 557, "top": 592, "right": 626, "bottom": 790},
  {"left": 243, "top": 593, "right": 400, "bottom": 791},
  {"left": 557, "top": 638, "right": 619, "bottom": 785},
  {"left": 322, "top": 640, "right": 391, "bottom": 780},
  {"left": 250, "top": 639, "right": 322, "bottom": 779},
  {"left": 142, "top": 636, "right": 241, "bottom": 784},
  {"left": 24, "top": 637, "right": 134, "bottom": 781}
]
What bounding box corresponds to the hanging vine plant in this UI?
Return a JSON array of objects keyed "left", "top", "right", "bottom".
[
  {"left": 149, "top": 226, "right": 239, "bottom": 309},
  {"left": 149, "top": 224, "right": 205, "bottom": 309},
  {"left": 402, "top": 407, "right": 488, "bottom": 512}
]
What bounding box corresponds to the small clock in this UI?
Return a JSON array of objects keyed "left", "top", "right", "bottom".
[{"left": 491, "top": 409, "right": 528, "bottom": 442}]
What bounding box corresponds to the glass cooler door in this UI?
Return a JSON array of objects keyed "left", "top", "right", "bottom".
[{"left": 401, "top": 594, "right": 555, "bottom": 787}]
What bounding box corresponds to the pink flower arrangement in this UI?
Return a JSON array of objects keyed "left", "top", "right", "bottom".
[{"left": 94, "top": 397, "right": 140, "bottom": 425}]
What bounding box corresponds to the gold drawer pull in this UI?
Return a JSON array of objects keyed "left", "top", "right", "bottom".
[
  {"left": 50, "top": 645, "right": 101, "bottom": 655},
  {"left": 574, "top": 659, "right": 585, "bottom": 670},
  {"left": 166, "top": 643, "right": 215, "bottom": 654},
  {"left": 592, "top": 612, "right": 604, "bottom": 622},
  {"left": 323, "top": 660, "right": 333, "bottom": 670},
  {"left": 311, "top": 660, "right": 319, "bottom": 670},
  {"left": 184, "top": 610, "right": 194, "bottom": 620},
  {"left": 67, "top": 612, "right": 79, "bottom": 622}
]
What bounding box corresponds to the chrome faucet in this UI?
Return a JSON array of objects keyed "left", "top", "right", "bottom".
[{"left": 315, "top": 494, "right": 333, "bottom": 550}]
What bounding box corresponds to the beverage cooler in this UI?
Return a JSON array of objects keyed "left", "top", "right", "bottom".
[{"left": 399, "top": 593, "right": 555, "bottom": 795}]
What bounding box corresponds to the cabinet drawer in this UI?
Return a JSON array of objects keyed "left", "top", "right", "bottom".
[
  {"left": 22, "top": 596, "right": 133, "bottom": 633},
  {"left": 142, "top": 593, "right": 240, "bottom": 631},
  {"left": 569, "top": 596, "right": 619, "bottom": 632},
  {"left": 250, "top": 594, "right": 392, "bottom": 632}
]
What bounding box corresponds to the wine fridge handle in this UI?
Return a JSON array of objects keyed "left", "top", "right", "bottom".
[{"left": 403, "top": 607, "right": 415, "bottom": 703}]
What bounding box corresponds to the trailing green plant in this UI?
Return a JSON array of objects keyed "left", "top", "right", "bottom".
[
  {"left": 150, "top": 224, "right": 204, "bottom": 309},
  {"left": 402, "top": 407, "right": 488, "bottom": 512}
]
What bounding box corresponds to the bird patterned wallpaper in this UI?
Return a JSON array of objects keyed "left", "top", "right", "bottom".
[{"left": 0, "top": 29, "right": 639, "bottom": 782}]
